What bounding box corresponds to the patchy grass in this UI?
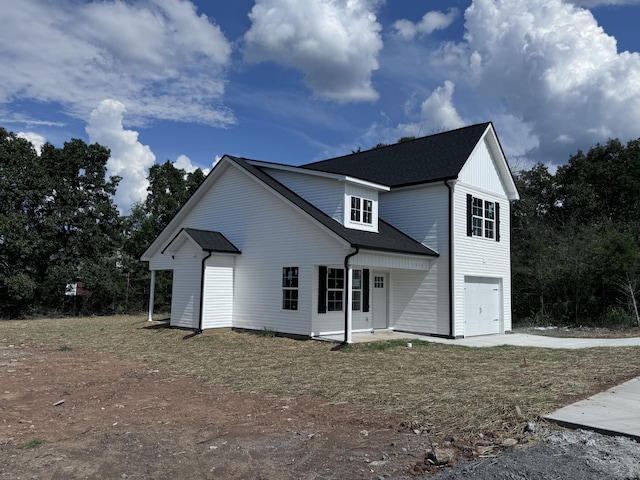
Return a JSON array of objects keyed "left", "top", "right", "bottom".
[
  {"left": 2, "top": 315, "right": 640, "bottom": 442},
  {"left": 344, "top": 338, "right": 433, "bottom": 351},
  {"left": 18, "top": 439, "right": 43, "bottom": 449},
  {"left": 57, "top": 344, "right": 72, "bottom": 351}
]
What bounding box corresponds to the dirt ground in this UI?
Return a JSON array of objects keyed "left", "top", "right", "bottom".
[
  {"left": 2, "top": 337, "right": 639, "bottom": 480},
  {"left": 0, "top": 339, "right": 487, "bottom": 479}
]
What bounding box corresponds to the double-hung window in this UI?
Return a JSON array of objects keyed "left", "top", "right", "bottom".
[
  {"left": 352, "top": 269, "right": 362, "bottom": 311},
  {"left": 318, "top": 267, "right": 370, "bottom": 314},
  {"left": 350, "top": 196, "right": 373, "bottom": 225},
  {"left": 282, "top": 267, "right": 298, "bottom": 310},
  {"left": 326, "top": 268, "right": 344, "bottom": 311},
  {"left": 467, "top": 194, "right": 500, "bottom": 241}
]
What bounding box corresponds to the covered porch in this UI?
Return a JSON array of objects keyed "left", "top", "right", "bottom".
[{"left": 312, "top": 249, "right": 439, "bottom": 343}]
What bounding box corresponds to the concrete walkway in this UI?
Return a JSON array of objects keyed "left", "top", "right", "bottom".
[
  {"left": 326, "top": 330, "right": 640, "bottom": 349},
  {"left": 545, "top": 377, "right": 640, "bottom": 441},
  {"left": 326, "top": 330, "right": 640, "bottom": 441}
]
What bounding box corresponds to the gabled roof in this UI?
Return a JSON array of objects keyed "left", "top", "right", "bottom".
[
  {"left": 303, "top": 122, "right": 492, "bottom": 188},
  {"left": 162, "top": 228, "right": 240, "bottom": 255},
  {"left": 228, "top": 156, "right": 438, "bottom": 257}
]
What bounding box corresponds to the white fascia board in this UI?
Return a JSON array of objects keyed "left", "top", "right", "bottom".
[
  {"left": 481, "top": 125, "right": 520, "bottom": 201},
  {"left": 140, "top": 156, "right": 233, "bottom": 261},
  {"left": 247, "top": 159, "right": 390, "bottom": 192},
  {"left": 343, "top": 176, "right": 390, "bottom": 192},
  {"left": 161, "top": 229, "right": 203, "bottom": 256}
]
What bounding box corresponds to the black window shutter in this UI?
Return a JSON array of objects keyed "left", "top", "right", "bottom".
[
  {"left": 495, "top": 202, "right": 501, "bottom": 242},
  {"left": 362, "top": 269, "right": 370, "bottom": 313},
  {"left": 318, "top": 266, "right": 327, "bottom": 314},
  {"left": 466, "top": 194, "right": 473, "bottom": 236}
]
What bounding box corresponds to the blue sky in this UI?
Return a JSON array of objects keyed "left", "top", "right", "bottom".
[{"left": 2, "top": 0, "right": 640, "bottom": 212}]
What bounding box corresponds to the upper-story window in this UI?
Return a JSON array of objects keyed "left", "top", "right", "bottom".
[
  {"left": 468, "top": 194, "right": 500, "bottom": 241},
  {"left": 350, "top": 196, "right": 373, "bottom": 224}
]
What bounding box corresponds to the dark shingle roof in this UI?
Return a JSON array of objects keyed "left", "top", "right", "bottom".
[
  {"left": 182, "top": 228, "right": 240, "bottom": 253},
  {"left": 302, "top": 122, "right": 491, "bottom": 187},
  {"left": 227, "top": 156, "right": 438, "bottom": 257}
]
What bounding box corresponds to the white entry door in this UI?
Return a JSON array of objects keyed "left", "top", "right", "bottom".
[
  {"left": 464, "top": 277, "right": 501, "bottom": 336},
  {"left": 372, "top": 272, "right": 388, "bottom": 329}
]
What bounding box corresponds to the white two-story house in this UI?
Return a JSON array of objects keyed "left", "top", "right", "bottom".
[{"left": 141, "top": 122, "right": 519, "bottom": 341}]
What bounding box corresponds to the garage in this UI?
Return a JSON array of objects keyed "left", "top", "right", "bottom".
[{"left": 464, "top": 277, "right": 501, "bottom": 336}]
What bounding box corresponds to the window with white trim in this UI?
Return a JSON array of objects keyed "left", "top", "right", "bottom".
[
  {"left": 327, "top": 268, "right": 344, "bottom": 311},
  {"left": 352, "top": 269, "right": 362, "bottom": 311},
  {"left": 350, "top": 196, "right": 373, "bottom": 225},
  {"left": 468, "top": 195, "right": 500, "bottom": 241},
  {"left": 282, "top": 267, "right": 298, "bottom": 310},
  {"left": 318, "top": 267, "right": 370, "bottom": 314}
]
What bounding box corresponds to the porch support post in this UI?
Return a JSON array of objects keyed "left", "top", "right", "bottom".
[
  {"left": 346, "top": 265, "right": 353, "bottom": 344},
  {"left": 147, "top": 270, "right": 156, "bottom": 322},
  {"left": 343, "top": 247, "right": 359, "bottom": 345}
]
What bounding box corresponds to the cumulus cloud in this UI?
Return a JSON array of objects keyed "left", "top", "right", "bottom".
[
  {"left": 0, "top": 0, "right": 234, "bottom": 127},
  {"left": 395, "top": 81, "right": 465, "bottom": 138},
  {"left": 172, "top": 154, "right": 217, "bottom": 176},
  {"left": 243, "top": 0, "right": 383, "bottom": 102},
  {"left": 418, "top": 81, "right": 465, "bottom": 131},
  {"left": 16, "top": 132, "right": 46, "bottom": 155},
  {"left": 570, "top": 0, "right": 640, "bottom": 6},
  {"left": 86, "top": 100, "right": 156, "bottom": 214},
  {"left": 393, "top": 9, "right": 459, "bottom": 40},
  {"left": 457, "top": 0, "right": 640, "bottom": 162}
]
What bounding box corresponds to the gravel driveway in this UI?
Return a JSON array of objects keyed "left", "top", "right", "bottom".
[{"left": 424, "top": 427, "right": 640, "bottom": 480}]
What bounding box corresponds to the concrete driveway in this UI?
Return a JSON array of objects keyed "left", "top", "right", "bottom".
[
  {"left": 340, "top": 330, "right": 640, "bottom": 442},
  {"left": 338, "top": 330, "right": 640, "bottom": 348}
]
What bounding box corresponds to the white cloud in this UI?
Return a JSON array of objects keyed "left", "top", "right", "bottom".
[
  {"left": 173, "top": 154, "right": 201, "bottom": 174},
  {"left": 16, "top": 132, "right": 46, "bottom": 155},
  {"left": 393, "top": 9, "right": 459, "bottom": 40},
  {"left": 455, "top": 0, "right": 640, "bottom": 163},
  {"left": 86, "top": 100, "right": 156, "bottom": 214},
  {"left": 243, "top": 0, "right": 383, "bottom": 102},
  {"left": 418, "top": 81, "right": 465, "bottom": 131},
  {"left": 0, "top": 0, "right": 234, "bottom": 127},
  {"left": 172, "top": 154, "right": 217, "bottom": 176},
  {"left": 394, "top": 81, "right": 465, "bottom": 139},
  {"left": 570, "top": 0, "right": 640, "bottom": 6}
]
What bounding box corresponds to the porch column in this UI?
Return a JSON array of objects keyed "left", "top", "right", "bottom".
[
  {"left": 147, "top": 270, "right": 156, "bottom": 322},
  {"left": 346, "top": 266, "right": 353, "bottom": 344}
]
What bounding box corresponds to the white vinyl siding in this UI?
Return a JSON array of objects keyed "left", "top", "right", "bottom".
[
  {"left": 149, "top": 253, "right": 173, "bottom": 271},
  {"left": 201, "top": 255, "right": 235, "bottom": 329},
  {"left": 263, "top": 168, "right": 345, "bottom": 222},
  {"left": 453, "top": 183, "right": 512, "bottom": 336},
  {"left": 169, "top": 242, "right": 202, "bottom": 329},
  {"left": 458, "top": 138, "right": 506, "bottom": 195},
  {"left": 378, "top": 183, "right": 450, "bottom": 335},
  {"left": 166, "top": 164, "right": 350, "bottom": 336}
]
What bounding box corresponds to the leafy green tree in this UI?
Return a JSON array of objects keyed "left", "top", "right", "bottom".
[
  {"left": 0, "top": 128, "right": 123, "bottom": 317},
  {"left": 512, "top": 139, "right": 640, "bottom": 327},
  {"left": 511, "top": 164, "right": 563, "bottom": 322},
  {"left": 121, "top": 161, "right": 206, "bottom": 313},
  {"left": 0, "top": 129, "right": 44, "bottom": 316}
]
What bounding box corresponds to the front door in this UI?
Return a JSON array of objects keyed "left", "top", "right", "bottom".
[{"left": 372, "top": 272, "right": 388, "bottom": 329}]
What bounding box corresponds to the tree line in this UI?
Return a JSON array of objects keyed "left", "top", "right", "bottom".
[
  {"left": 0, "top": 127, "right": 203, "bottom": 318},
  {"left": 512, "top": 138, "right": 640, "bottom": 327},
  {"left": 2, "top": 126, "right": 640, "bottom": 327}
]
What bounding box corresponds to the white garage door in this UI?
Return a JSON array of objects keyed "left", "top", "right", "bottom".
[{"left": 464, "top": 277, "right": 501, "bottom": 336}]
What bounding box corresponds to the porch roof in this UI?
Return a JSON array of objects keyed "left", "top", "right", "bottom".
[{"left": 162, "top": 228, "right": 241, "bottom": 255}]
